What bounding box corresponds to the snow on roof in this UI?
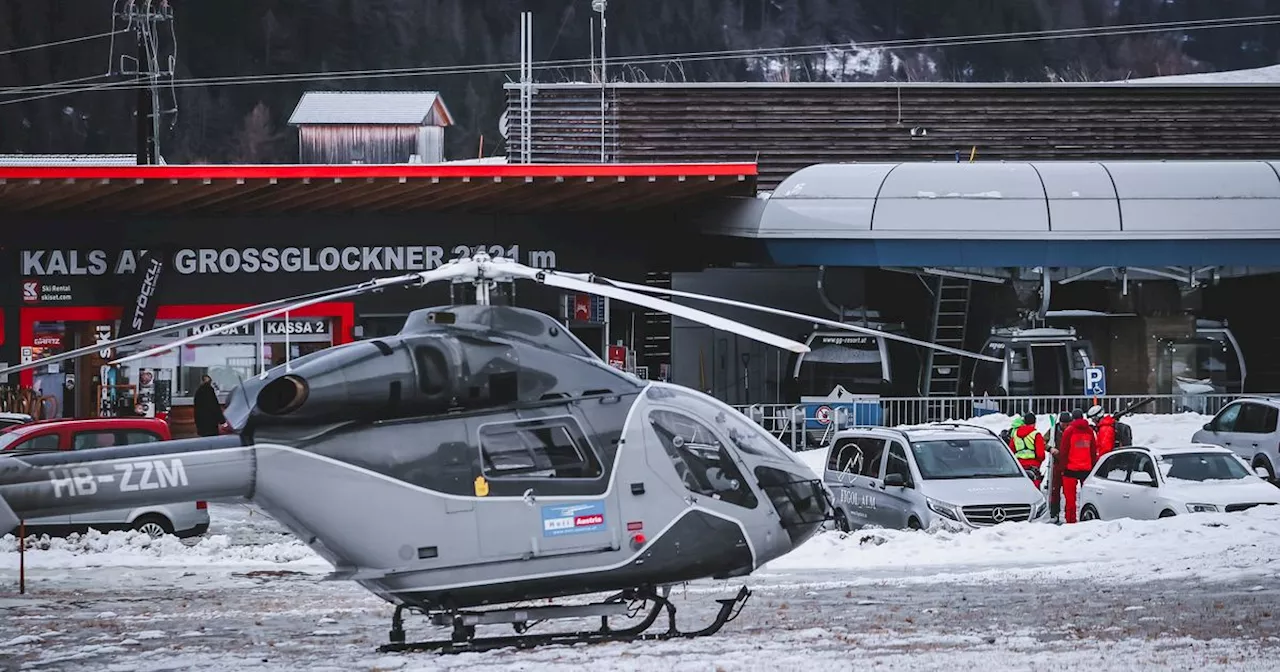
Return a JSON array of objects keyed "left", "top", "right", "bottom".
[
  {"left": 1121, "top": 63, "right": 1280, "bottom": 84},
  {"left": 1130, "top": 444, "right": 1233, "bottom": 456},
  {"left": 439, "top": 155, "right": 508, "bottom": 165},
  {"left": 0, "top": 154, "right": 146, "bottom": 166},
  {"left": 287, "top": 91, "right": 454, "bottom": 126}
]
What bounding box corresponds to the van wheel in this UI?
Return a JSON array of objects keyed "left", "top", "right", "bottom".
[
  {"left": 1080, "top": 505, "right": 1100, "bottom": 522},
  {"left": 1158, "top": 509, "right": 1177, "bottom": 519},
  {"left": 834, "top": 509, "right": 851, "bottom": 533},
  {"left": 907, "top": 517, "right": 923, "bottom": 531},
  {"left": 1252, "top": 456, "right": 1277, "bottom": 486},
  {"left": 132, "top": 515, "right": 173, "bottom": 539}
]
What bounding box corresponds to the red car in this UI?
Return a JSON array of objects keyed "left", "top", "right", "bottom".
[
  {"left": 0, "top": 417, "right": 172, "bottom": 452},
  {"left": 0, "top": 417, "right": 210, "bottom": 539}
]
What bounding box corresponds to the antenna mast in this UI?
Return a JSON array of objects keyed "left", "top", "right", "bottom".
[{"left": 116, "top": 0, "right": 177, "bottom": 165}]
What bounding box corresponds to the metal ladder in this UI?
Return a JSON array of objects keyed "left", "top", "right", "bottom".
[{"left": 924, "top": 276, "right": 973, "bottom": 396}]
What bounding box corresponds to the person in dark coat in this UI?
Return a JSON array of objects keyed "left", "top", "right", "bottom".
[{"left": 194, "top": 375, "right": 226, "bottom": 437}]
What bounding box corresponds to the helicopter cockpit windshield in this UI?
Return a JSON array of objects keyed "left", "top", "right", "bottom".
[{"left": 650, "top": 409, "right": 758, "bottom": 509}]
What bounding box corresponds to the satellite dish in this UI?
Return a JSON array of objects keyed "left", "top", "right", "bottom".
[{"left": 498, "top": 110, "right": 510, "bottom": 140}]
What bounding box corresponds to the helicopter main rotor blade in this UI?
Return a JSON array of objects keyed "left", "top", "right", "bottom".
[
  {"left": 110, "top": 259, "right": 480, "bottom": 366},
  {"left": 594, "top": 278, "right": 1003, "bottom": 363},
  {"left": 524, "top": 269, "right": 810, "bottom": 354},
  {"left": 0, "top": 281, "right": 407, "bottom": 379}
]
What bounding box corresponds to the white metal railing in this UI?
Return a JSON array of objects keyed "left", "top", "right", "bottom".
[{"left": 734, "top": 393, "right": 1253, "bottom": 451}]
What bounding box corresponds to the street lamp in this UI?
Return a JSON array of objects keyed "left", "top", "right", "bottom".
[{"left": 591, "top": 0, "right": 607, "bottom": 162}]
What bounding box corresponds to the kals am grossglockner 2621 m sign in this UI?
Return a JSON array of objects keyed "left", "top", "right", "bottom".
[{"left": 20, "top": 245, "right": 558, "bottom": 276}]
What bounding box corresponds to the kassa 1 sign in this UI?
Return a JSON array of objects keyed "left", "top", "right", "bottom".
[{"left": 607, "top": 345, "right": 627, "bottom": 370}]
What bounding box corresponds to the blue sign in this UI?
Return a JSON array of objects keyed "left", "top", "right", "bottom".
[
  {"left": 541, "top": 501, "right": 606, "bottom": 537},
  {"left": 1085, "top": 366, "right": 1107, "bottom": 396}
]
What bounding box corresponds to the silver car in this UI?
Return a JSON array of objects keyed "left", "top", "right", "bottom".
[
  {"left": 1190, "top": 396, "right": 1280, "bottom": 484},
  {"left": 823, "top": 423, "right": 1048, "bottom": 531}
]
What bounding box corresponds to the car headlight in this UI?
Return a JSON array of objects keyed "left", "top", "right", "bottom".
[
  {"left": 926, "top": 497, "right": 961, "bottom": 521},
  {"left": 1032, "top": 501, "right": 1048, "bottom": 519},
  {"left": 1186, "top": 503, "right": 1219, "bottom": 513}
]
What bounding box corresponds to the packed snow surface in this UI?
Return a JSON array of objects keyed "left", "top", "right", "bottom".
[
  {"left": 4, "top": 411, "right": 1280, "bottom": 670},
  {"left": 1126, "top": 63, "right": 1280, "bottom": 83}
]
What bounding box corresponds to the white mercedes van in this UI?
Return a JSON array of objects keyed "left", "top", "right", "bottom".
[{"left": 823, "top": 423, "right": 1049, "bottom": 531}]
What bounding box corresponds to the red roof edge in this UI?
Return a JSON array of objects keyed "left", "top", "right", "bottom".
[{"left": 0, "top": 162, "right": 758, "bottom": 180}]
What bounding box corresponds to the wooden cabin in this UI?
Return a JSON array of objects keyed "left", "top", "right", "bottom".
[{"left": 288, "top": 91, "right": 454, "bottom": 164}]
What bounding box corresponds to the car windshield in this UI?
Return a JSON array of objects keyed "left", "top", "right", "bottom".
[
  {"left": 910, "top": 438, "right": 1026, "bottom": 480},
  {"left": 1158, "top": 452, "right": 1252, "bottom": 482}
]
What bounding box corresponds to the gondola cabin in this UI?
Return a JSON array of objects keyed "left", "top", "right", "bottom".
[
  {"left": 969, "top": 327, "right": 1096, "bottom": 398},
  {"left": 1156, "top": 319, "right": 1246, "bottom": 395},
  {"left": 787, "top": 315, "right": 921, "bottom": 445}
]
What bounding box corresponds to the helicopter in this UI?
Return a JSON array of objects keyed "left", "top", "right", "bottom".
[{"left": 0, "top": 251, "right": 1000, "bottom": 654}]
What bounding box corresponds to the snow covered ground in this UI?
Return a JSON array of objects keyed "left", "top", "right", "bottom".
[
  {"left": 1126, "top": 63, "right": 1280, "bottom": 83},
  {"left": 4, "top": 411, "right": 1280, "bottom": 670}
]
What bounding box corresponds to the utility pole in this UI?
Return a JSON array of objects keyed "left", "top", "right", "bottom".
[
  {"left": 591, "top": 0, "right": 607, "bottom": 163},
  {"left": 116, "top": 0, "right": 176, "bottom": 165},
  {"left": 134, "top": 25, "right": 154, "bottom": 165}
]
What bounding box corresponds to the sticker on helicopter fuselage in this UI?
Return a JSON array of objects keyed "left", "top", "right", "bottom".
[{"left": 541, "top": 501, "right": 606, "bottom": 537}]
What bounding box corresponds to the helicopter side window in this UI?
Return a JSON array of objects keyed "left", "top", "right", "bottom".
[
  {"left": 478, "top": 418, "right": 603, "bottom": 480},
  {"left": 649, "top": 409, "right": 757, "bottom": 509}
]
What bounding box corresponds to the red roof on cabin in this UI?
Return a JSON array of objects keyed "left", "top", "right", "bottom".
[{"left": 0, "top": 162, "right": 758, "bottom": 216}]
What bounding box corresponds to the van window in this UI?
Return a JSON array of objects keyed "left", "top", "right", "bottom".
[
  {"left": 1211, "top": 403, "right": 1242, "bottom": 432},
  {"left": 650, "top": 410, "right": 757, "bottom": 509},
  {"left": 73, "top": 431, "right": 119, "bottom": 450},
  {"left": 121, "top": 431, "right": 162, "bottom": 445},
  {"left": 884, "top": 442, "right": 913, "bottom": 487},
  {"left": 72, "top": 430, "right": 164, "bottom": 450},
  {"left": 828, "top": 437, "right": 885, "bottom": 478},
  {"left": 828, "top": 438, "right": 859, "bottom": 472},
  {"left": 7, "top": 432, "right": 59, "bottom": 453},
  {"left": 479, "top": 418, "right": 602, "bottom": 479},
  {"left": 1236, "top": 403, "right": 1278, "bottom": 435},
  {"left": 909, "top": 438, "right": 1024, "bottom": 480}
]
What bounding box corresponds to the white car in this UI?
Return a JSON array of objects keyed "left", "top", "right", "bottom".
[
  {"left": 1190, "top": 397, "right": 1280, "bottom": 483},
  {"left": 1078, "top": 444, "right": 1280, "bottom": 522}
]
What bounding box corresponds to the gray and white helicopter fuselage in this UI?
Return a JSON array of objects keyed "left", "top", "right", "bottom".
[{"left": 0, "top": 376, "right": 822, "bottom": 611}]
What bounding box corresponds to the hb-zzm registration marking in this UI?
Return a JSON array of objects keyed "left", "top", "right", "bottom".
[{"left": 48, "top": 459, "right": 189, "bottom": 498}]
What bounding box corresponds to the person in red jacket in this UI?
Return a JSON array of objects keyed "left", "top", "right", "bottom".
[
  {"left": 1095, "top": 414, "right": 1117, "bottom": 458},
  {"left": 1009, "top": 412, "right": 1047, "bottom": 488},
  {"left": 1058, "top": 408, "right": 1099, "bottom": 524}
]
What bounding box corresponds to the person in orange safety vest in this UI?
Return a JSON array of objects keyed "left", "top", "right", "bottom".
[{"left": 1009, "top": 412, "right": 1046, "bottom": 488}]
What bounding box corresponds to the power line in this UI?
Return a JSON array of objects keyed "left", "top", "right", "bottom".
[
  {"left": 2, "top": 13, "right": 1278, "bottom": 104},
  {"left": 0, "top": 29, "right": 127, "bottom": 57},
  {"left": 1, "top": 73, "right": 111, "bottom": 96}
]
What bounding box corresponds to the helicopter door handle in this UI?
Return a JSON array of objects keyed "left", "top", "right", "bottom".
[{"left": 522, "top": 489, "right": 536, "bottom": 506}]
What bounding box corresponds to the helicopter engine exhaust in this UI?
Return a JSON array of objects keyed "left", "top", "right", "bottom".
[{"left": 257, "top": 375, "right": 310, "bottom": 416}]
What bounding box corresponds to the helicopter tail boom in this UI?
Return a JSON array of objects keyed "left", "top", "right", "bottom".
[{"left": 0, "top": 435, "right": 252, "bottom": 534}]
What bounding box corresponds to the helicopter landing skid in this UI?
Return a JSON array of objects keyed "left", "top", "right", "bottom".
[{"left": 379, "top": 585, "right": 751, "bottom": 655}]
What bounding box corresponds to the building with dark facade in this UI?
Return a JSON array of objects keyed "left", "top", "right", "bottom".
[
  {"left": 505, "top": 79, "right": 1280, "bottom": 403},
  {"left": 0, "top": 161, "right": 755, "bottom": 433}
]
